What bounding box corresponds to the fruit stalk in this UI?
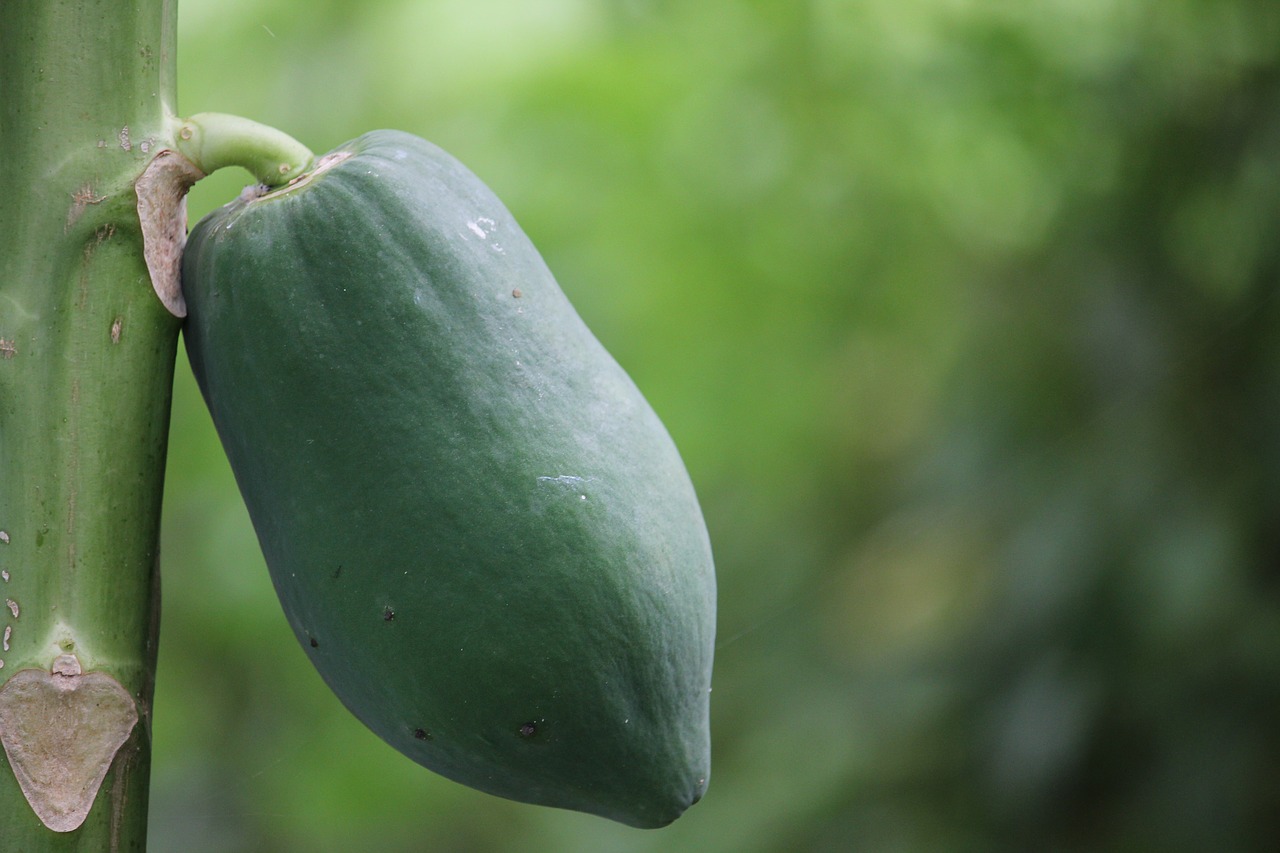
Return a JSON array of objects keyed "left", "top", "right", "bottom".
[
  {"left": 173, "top": 112, "right": 315, "bottom": 187},
  {"left": 0, "top": 0, "right": 180, "bottom": 846}
]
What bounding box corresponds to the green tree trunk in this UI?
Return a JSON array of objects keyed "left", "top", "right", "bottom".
[{"left": 0, "top": 0, "right": 180, "bottom": 847}]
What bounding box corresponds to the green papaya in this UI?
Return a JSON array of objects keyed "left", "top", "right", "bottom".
[{"left": 180, "top": 131, "right": 715, "bottom": 828}]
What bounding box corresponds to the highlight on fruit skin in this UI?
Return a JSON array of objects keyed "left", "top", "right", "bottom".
[{"left": 179, "top": 129, "right": 716, "bottom": 828}]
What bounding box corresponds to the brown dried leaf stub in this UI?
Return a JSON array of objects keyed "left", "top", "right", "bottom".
[
  {"left": 136, "top": 150, "right": 204, "bottom": 317},
  {"left": 0, "top": 657, "right": 139, "bottom": 832}
]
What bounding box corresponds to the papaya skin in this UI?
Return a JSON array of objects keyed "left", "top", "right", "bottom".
[{"left": 180, "top": 131, "right": 715, "bottom": 828}]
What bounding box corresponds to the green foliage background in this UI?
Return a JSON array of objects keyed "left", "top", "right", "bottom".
[{"left": 153, "top": 0, "right": 1280, "bottom": 850}]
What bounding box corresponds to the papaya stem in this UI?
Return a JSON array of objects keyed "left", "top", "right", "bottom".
[
  {"left": 1, "top": 0, "right": 178, "bottom": 843},
  {"left": 175, "top": 112, "right": 314, "bottom": 187}
]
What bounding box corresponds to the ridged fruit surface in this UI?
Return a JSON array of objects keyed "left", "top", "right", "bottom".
[{"left": 180, "top": 131, "right": 715, "bottom": 828}]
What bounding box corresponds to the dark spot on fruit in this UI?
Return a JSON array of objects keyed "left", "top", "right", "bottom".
[
  {"left": 518, "top": 722, "right": 538, "bottom": 738},
  {"left": 413, "top": 728, "right": 431, "bottom": 741},
  {"left": 332, "top": 564, "right": 343, "bottom": 579},
  {"left": 309, "top": 636, "right": 319, "bottom": 648},
  {"left": 383, "top": 606, "right": 395, "bottom": 621}
]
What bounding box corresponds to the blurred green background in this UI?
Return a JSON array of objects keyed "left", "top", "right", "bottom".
[{"left": 153, "top": 0, "right": 1280, "bottom": 850}]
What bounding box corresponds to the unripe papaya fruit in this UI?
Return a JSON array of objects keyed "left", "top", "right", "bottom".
[{"left": 180, "top": 131, "right": 715, "bottom": 828}]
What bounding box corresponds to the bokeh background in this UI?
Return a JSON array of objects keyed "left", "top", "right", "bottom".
[{"left": 152, "top": 1, "right": 1280, "bottom": 850}]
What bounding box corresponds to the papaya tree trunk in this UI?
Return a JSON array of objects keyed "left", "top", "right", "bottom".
[{"left": 0, "top": 0, "right": 181, "bottom": 847}]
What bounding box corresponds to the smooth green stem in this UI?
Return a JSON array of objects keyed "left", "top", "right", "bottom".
[
  {"left": 175, "top": 112, "right": 315, "bottom": 186},
  {"left": 0, "top": 0, "right": 178, "bottom": 847}
]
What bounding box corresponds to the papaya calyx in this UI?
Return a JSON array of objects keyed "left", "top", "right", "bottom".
[{"left": 243, "top": 149, "right": 353, "bottom": 203}]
